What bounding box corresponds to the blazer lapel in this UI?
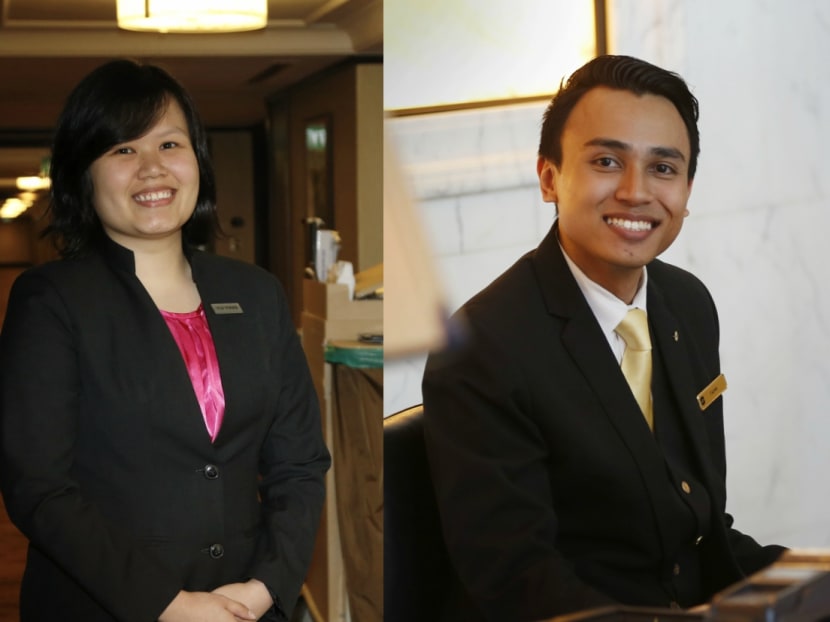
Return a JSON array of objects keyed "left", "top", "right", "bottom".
[
  {"left": 533, "top": 225, "right": 679, "bottom": 551},
  {"left": 190, "top": 253, "right": 266, "bottom": 449},
  {"left": 102, "top": 251, "right": 212, "bottom": 446},
  {"left": 647, "top": 280, "right": 722, "bottom": 490},
  {"left": 101, "top": 240, "right": 227, "bottom": 448},
  {"left": 534, "top": 224, "right": 658, "bottom": 444},
  {"left": 153, "top": 311, "right": 213, "bottom": 444}
]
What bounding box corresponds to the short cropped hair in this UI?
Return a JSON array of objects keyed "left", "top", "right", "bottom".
[
  {"left": 539, "top": 55, "right": 700, "bottom": 180},
  {"left": 46, "top": 59, "right": 218, "bottom": 258}
]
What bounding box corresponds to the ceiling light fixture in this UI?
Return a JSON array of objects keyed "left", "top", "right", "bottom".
[
  {"left": 0, "top": 198, "right": 29, "bottom": 220},
  {"left": 16, "top": 176, "right": 51, "bottom": 192},
  {"left": 117, "top": 0, "right": 268, "bottom": 33}
]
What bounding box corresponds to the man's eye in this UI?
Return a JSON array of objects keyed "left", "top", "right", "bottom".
[
  {"left": 655, "top": 163, "right": 676, "bottom": 175},
  {"left": 595, "top": 157, "right": 616, "bottom": 167}
]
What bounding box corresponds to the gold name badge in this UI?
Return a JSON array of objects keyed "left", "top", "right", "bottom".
[
  {"left": 210, "top": 302, "right": 244, "bottom": 315},
  {"left": 697, "top": 374, "right": 727, "bottom": 411}
]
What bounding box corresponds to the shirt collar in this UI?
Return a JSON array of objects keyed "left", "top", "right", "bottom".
[{"left": 558, "top": 238, "right": 648, "bottom": 355}]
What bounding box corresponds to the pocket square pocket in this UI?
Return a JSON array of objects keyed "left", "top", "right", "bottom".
[{"left": 697, "top": 373, "right": 727, "bottom": 411}]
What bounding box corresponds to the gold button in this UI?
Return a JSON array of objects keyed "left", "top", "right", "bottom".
[
  {"left": 695, "top": 535, "right": 704, "bottom": 546},
  {"left": 681, "top": 481, "right": 691, "bottom": 494},
  {"left": 673, "top": 563, "right": 681, "bottom": 576}
]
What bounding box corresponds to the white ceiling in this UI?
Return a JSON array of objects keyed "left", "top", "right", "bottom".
[{"left": 0, "top": 0, "right": 382, "bottom": 190}]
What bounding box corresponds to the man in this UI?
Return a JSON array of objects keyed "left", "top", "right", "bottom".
[{"left": 422, "top": 55, "right": 784, "bottom": 622}]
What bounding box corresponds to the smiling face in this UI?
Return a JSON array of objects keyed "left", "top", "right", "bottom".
[
  {"left": 538, "top": 86, "right": 694, "bottom": 302},
  {"left": 88, "top": 99, "right": 200, "bottom": 250}
]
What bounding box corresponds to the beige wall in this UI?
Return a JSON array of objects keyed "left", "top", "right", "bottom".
[
  {"left": 210, "top": 131, "right": 256, "bottom": 265},
  {"left": 284, "top": 60, "right": 383, "bottom": 325},
  {"left": 355, "top": 63, "right": 383, "bottom": 271}
]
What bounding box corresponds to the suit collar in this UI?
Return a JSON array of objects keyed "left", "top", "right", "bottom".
[
  {"left": 535, "top": 221, "right": 721, "bottom": 549},
  {"left": 549, "top": 246, "right": 678, "bottom": 552},
  {"left": 534, "top": 221, "right": 657, "bottom": 442},
  {"left": 189, "top": 253, "right": 249, "bottom": 449},
  {"left": 98, "top": 234, "right": 136, "bottom": 273},
  {"left": 96, "top": 234, "right": 195, "bottom": 275},
  {"left": 531, "top": 220, "right": 646, "bottom": 323},
  {"left": 531, "top": 221, "right": 590, "bottom": 320}
]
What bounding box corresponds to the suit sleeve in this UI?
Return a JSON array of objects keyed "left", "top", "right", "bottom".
[
  {"left": 247, "top": 280, "right": 330, "bottom": 617},
  {"left": 0, "top": 271, "right": 182, "bottom": 621},
  {"left": 423, "top": 319, "right": 616, "bottom": 621}
]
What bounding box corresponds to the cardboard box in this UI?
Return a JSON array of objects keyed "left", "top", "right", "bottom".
[
  {"left": 301, "top": 279, "right": 382, "bottom": 416},
  {"left": 303, "top": 280, "right": 382, "bottom": 323},
  {"left": 302, "top": 280, "right": 382, "bottom": 346}
]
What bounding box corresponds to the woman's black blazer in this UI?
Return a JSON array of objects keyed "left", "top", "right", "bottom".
[{"left": 0, "top": 238, "right": 330, "bottom": 621}]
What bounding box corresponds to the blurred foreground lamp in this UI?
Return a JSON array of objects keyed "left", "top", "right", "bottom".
[
  {"left": 384, "top": 129, "right": 449, "bottom": 357},
  {"left": 117, "top": 0, "right": 267, "bottom": 33}
]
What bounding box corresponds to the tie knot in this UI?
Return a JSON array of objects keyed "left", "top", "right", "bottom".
[{"left": 616, "top": 308, "right": 651, "bottom": 351}]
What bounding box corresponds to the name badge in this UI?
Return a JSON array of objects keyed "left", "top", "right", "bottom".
[
  {"left": 697, "top": 374, "right": 727, "bottom": 411},
  {"left": 211, "top": 302, "right": 244, "bottom": 315}
]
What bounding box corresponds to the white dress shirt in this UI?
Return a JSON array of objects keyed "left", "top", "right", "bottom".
[{"left": 559, "top": 243, "right": 648, "bottom": 365}]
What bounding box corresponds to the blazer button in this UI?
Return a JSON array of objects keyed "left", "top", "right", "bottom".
[
  {"left": 204, "top": 464, "right": 220, "bottom": 480},
  {"left": 681, "top": 480, "right": 691, "bottom": 494},
  {"left": 695, "top": 535, "right": 704, "bottom": 546},
  {"left": 209, "top": 543, "right": 225, "bottom": 559}
]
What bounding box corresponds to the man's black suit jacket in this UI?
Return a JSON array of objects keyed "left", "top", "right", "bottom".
[
  {"left": 0, "top": 238, "right": 330, "bottom": 621},
  {"left": 423, "top": 223, "right": 783, "bottom": 622}
]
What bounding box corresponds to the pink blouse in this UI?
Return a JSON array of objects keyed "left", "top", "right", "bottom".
[{"left": 161, "top": 304, "right": 226, "bottom": 442}]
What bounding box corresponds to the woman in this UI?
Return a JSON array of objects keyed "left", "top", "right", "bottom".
[{"left": 0, "top": 60, "right": 330, "bottom": 621}]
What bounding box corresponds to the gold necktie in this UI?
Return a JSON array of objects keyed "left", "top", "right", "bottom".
[{"left": 615, "top": 308, "right": 653, "bottom": 430}]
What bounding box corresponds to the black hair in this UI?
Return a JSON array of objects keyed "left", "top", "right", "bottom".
[
  {"left": 46, "top": 59, "right": 218, "bottom": 257},
  {"left": 539, "top": 55, "right": 700, "bottom": 180}
]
